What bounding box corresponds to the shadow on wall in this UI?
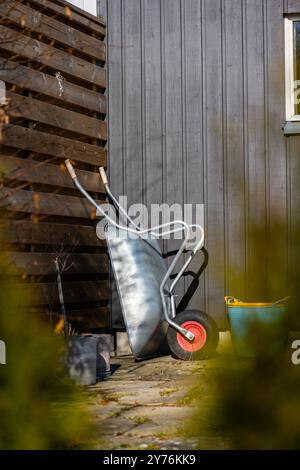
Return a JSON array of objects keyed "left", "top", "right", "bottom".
[{"left": 177, "top": 248, "right": 209, "bottom": 313}]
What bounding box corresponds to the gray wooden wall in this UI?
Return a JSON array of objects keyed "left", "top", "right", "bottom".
[{"left": 98, "top": 0, "right": 300, "bottom": 329}]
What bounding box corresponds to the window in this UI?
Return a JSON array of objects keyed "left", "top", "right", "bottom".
[
  {"left": 285, "top": 17, "right": 300, "bottom": 121},
  {"left": 68, "top": 0, "right": 97, "bottom": 16}
]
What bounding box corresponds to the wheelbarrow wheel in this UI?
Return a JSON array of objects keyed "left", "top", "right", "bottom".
[{"left": 167, "top": 310, "right": 219, "bottom": 361}]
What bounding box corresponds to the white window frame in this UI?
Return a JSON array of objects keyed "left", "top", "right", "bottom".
[
  {"left": 68, "top": 0, "right": 97, "bottom": 16},
  {"left": 285, "top": 17, "right": 300, "bottom": 122}
]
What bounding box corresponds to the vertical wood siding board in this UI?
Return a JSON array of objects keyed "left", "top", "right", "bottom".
[
  {"left": 290, "top": 139, "right": 300, "bottom": 308},
  {"left": 141, "top": 0, "right": 147, "bottom": 209},
  {"left": 195, "top": 0, "right": 205, "bottom": 308},
  {"left": 180, "top": 0, "right": 187, "bottom": 209},
  {"left": 121, "top": 0, "right": 127, "bottom": 197},
  {"left": 124, "top": 0, "right": 143, "bottom": 208},
  {"left": 292, "top": 137, "right": 300, "bottom": 290},
  {"left": 164, "top": 0, "right": 183, "bottom": 209},
  {"left": 158, "top": 0, "right": 166, "bottom": 256},
  {"left": 201, "top": 0, "right": 208, "bottom": 313},
  {"left": 205, "top": 0, "right": 226, "bottom": 325},
  {"left": 286, "top": 1, "right": 300, "bottom": 13},
  {"left": 144, "top": 0, "right": 163, "bottom": 209},
  {"left": 97, "top": 0, "right": 107, "bottom": 20},
  {"left": 292, "top": 138, "right": 300, "bottom": 282},
  {"left": 221, "top": 0, "right": 229, "bottom": 300},
  {"left": 262, "top": 0, "right": 268, "bottom": 298},
  {"left": 245, "top": 0, "right": 267, "bottom": 298},
  {"left": 242, "top": 0, "right": 250, "bottom": 298},
  {"left": 163, "top": 0, "right": 184, "bottom": 298},
  {"left": 225, "top": 0, "right": 246, "bottom": 299},
  {"left": 284, "top": 13, "right": 291, "bottom": 293},
  {"left": 286, "top": 137, "right": 294, "bottom": 294},
  {"left": 285, "top": 139, "right": 293, "bottom": 287},
  {"left": 185, "top": 0, "right": 205, "bottom": 206},
  {"left": 286, "top": 137, "right": 292, "bottom": 288},
  {"left": 283, "top": 0, "right": 287, "bottom": 13},
  {"left": 105, "top": 0, "right": 124, "bottom": 328},
  {"left": 107, "top": 0, "right": 123, "bottom": 196},
  {"left": 161, "top": 0, "right": 167, "bottom": 262},
  {"left": 266, "top": 0, "right": 288, "bottom": 298},
  {"left": 180, "top": 0, "right": 187, "bottom": 296},
  {"left": 290, "top": 137, "right": 300, "bottom": 293},
  {"left": 290, "top": 138, "right": 294, "bottom": 286},
  {"left": 261, "top": 0, "right": 268, "bottom": 298},
  {"left": 286, "top": 137, "right": 290, "bottom": 286},
  {"left": 101, "top": 0, "right": 112, "bottom": 329},
  {"left": 263, "top": 0, "right": 270, "bottom": 299},
  {"left": 183, "top": 0, "right": 206, "bottom": 311},
  {"left": 283, "top": 0, "right": 288, "bottom": 14},
  {"left": 105, "top": 0, "right": 109, "bottom": 180}
]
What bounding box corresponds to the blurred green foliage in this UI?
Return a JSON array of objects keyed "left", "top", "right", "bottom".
[
  {"left": 0, "top": 249, "right": 93, "bottom": 450},
  {"left": 190, "top": 210, "right": 300, "bottom": 449},
  {"left": 211, "top": 353, "right": 300, "bottom": 449},
  {"left": 188, "top": 339, "right": 300, "bottom": 449}
]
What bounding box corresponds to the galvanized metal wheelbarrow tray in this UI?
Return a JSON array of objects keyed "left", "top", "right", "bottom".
[{"left": 65, "top": 161, "right": 218, "bottom": 360}]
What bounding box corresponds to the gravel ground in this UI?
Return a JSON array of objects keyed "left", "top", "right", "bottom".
[{"left": 84, "top": 337, "right": 232, "bottom": 450}]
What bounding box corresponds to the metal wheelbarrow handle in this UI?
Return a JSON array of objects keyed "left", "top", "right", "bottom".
[
  {"left": 99, "top": 166, "right": 108, "bottom": 186},
  {"left": 65, "top": 159, "right": 203, "bottom": 343}
]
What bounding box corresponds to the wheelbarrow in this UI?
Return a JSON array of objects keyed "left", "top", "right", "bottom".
[{"left": 65, "top": 160, "right": 219, "bottom": 361}]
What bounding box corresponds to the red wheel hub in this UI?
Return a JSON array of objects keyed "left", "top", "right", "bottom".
[{"left": 177, "top": 320, "right": 207, "bottom": 352}]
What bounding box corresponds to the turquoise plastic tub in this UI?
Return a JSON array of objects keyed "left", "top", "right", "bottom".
[{"left": 225, "top": 296, "right": 290, "bottom": 358}]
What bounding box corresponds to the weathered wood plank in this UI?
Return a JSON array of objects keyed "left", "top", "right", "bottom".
[
  {"left": 0, "top": 25, "right": 106, "bottom": 88},
  {"left": 2, "top": 125, "right": 107, "bottom": 166},
  {"left": 4, "top": 220, "right": 103, "bottom": 246},
  {"left": 48, "top": 307, "right": 110, "bottom": 329},
  {"left": 18, "top": 280, "right": 109, "bottom": 305},
  {"left": 53, "top": 0, "right": 106, "bottom": 27},
  {"left": 0, "top": 155, "right": 105, "bottom": 193},
  {"left": 8, "top": 91, "right": 107, "bottom": 141},
  {"left": 0, "top": 1, "right": 105, "bottom": 62},
  {"left": 0, "top": 1, "right": 109, "bottom": 327},
  {"left": 1, "top": 188, "right": 102, "bottom": 219},
  {"left": 66, "top": 307, "right": 110, "bottom": 329},
  {"left": 24, "top": 0, "right": 106, "bottom": 36},
  {"left": 5, "top": 252, "right": 108, "bottom": 275},
  {"left": 27, "top": 0, "right": 106, "bottom": 32},
  {"left": 0, "top": 58, "right": 106, "bottom": 114}
]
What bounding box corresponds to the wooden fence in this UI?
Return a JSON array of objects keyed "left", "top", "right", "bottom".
[{"left": 0, "top": 0, "right": 109, "bottom": 330}]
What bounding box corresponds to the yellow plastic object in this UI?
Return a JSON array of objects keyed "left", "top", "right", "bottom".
[
  {"left": 224, "top": 296, "right": 289, "bottom": 308},
  {"left": 224, "top": 295, "right": 290, "bottom": 357}
]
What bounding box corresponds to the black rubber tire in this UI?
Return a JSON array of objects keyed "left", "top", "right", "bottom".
[{"left": 167, "top": 309, "right": 219, "bottom": 361}]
